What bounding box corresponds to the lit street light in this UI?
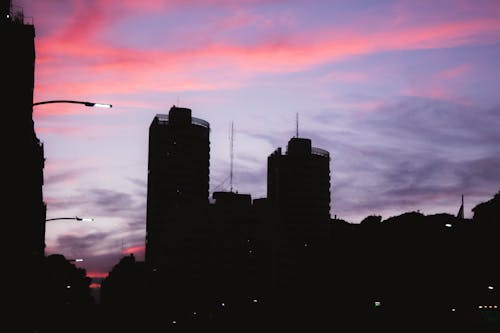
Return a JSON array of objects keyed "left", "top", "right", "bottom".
[
  {"left": 45, "top": 216, "right": 94, "bottom": 222},
  {"left": 68, "top": 258, "right": 84, "bottom": 262},
  {"left": 33, "top": 99, "right": 105, "bottom": 224},
  {"left": 33, "top": 100, "right": 112, "bottom": 108}
]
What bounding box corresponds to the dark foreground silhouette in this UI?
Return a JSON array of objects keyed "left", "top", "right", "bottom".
[{"left": 10, "top": 190, "right": 499, "bottom": 332}]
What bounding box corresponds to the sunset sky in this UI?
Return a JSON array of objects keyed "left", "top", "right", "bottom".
[{"left": 16, "top": 0, "right": 500, "bottom": 285}]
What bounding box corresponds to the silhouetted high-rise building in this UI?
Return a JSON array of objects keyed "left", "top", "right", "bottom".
[
  {"left": 145, "top": 106, "right": 210, "bottom": 269},
  {"left": 267, "top": 137, "right": 332, "bottom": 322},
  {"left": 3, "top": 0, "right": 46, "bottom": 260},
  {"left": 268, "top": 137, "right": 331, "bottom": 225}
]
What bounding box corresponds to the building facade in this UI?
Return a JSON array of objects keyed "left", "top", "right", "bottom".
[
  {"left": 3, "top": 0, "right": 46, "bottom": 260},
  {"left": 267, "top": 137, "right": 331, "bottom": 227},
  {"left": 145, "top": 106, "right": 210, "bottom": 269},
  {"left": 267, "top": 137, "right": 332, "bottom": 320}
]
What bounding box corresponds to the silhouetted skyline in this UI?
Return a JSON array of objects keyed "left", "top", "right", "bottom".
[
  {"left": 9, "top": 0, "right": 500, "bottom": 297},
  {"left": 5, "top": 1, "right": 500, "bottom": 330}
]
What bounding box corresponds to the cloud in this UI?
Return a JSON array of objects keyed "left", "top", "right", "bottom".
[
  {"left": 308, "top": 96, "right": 500, "bottom": 222},
  {"left": 122, "top": 244, "right": 145, "bottom": 255},
  {"left": 31, "top": 2, "right": 500, "bottom": 107},
  {"left": 43, "top": 165, "right": 92, "bottom": 188}
]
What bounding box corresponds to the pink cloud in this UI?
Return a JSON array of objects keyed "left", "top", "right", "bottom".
[
  {"left": 402, "top": 63, "right": 475, "bottom": 105},
  {"left": 87, "top": 271, "right": 109, "bottom": 278},
  {"left": 31, "top": 2, "right": 500, "bottom": 118},
  {"left": 322, "top": 71, "right": 369, "bottom": 83},
  {"left": 122, "top": 245, "right": 145, "bottom": 255},
  {"left": 437, "top": 64, "right": 473, "bottom": 80},
  {"left": 37, "top": 16, "right": 500, "bottom": 73}
]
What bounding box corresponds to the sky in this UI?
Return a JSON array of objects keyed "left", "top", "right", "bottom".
[{"left": 15, "top": 0, "right": 500, "bottom": 286}]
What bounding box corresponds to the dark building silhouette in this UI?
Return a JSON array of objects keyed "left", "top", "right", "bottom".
[
  {"left": 209, "top": 191, "right": 254, "bottom": 295},
  {"left": 268, "top": 137, "right": 331, "bottom": 224},
  {"left": 145, "top": 106, "right": 210, "bottom": 267},
  {"left": 3, "top": 0, "right": 46, "bottom": 261},
  {"left": 144, "top": 106, "right": 212, "bottom": 327},
  {"left": 266, "top": 137, "right": 333, "bottom": 329}
]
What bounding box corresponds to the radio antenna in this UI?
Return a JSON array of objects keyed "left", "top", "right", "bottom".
[
  {"left": 296, "top": 113, "right": 299, "bottom": 138},
  {"left": 230, "top": 122, "right": 234, "bottom": 193}
]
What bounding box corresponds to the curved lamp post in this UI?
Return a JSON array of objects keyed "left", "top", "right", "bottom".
[
  {"left": 46, "top": 216, "right": 94, "bottom": 222},
  {"left": 33, "top": 100, "right": 112, "bottom": 108},
  {"left": 33, "top": 99, "right": 107, "bottom": 225}
]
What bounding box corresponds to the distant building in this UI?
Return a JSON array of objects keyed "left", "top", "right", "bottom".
[
  {"left": 145, "top": 106, "right": 210, "bottom": 269},
  {"left": 209, "top": 190, "right": 254, "bottom": 249},
  {"left": 267, "top": 137, "right": 331, "bottom": 227},
  {"left": 3, "top": 0, "right": 46, "bottom": 260}
]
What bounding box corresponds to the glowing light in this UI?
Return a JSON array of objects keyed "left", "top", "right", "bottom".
[
  {"left": 374, "top": 301, "right": 381, "bottom": 307},
  {"left": 445, "top": 223, "right": 452, "bottom": 228},
  {"left": 93, "top": 103, "right": 113, "bottom": 108},
  {"left": 488, "top": 285, "right": 494, "bottom": 290}
]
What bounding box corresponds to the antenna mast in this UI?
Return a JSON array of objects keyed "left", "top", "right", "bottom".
[
  {"left": 296, "top": 113, "right": 299, "bottom": 138},
  {"left": 230, "top": 122, "right": 234, "bottom": 193}
]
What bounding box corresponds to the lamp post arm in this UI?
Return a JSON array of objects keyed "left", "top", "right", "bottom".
[
  {"left": 33, "top": 100, "right": 112, "bottom": 108},
  {"left": 45, "top": 216, "right": 93, "bottom": 222}
]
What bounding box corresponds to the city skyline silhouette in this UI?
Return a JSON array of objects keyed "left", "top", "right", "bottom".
[
  {"left": 4, "top": 0, "right": 500, "bottom": 331},
  {"left": 12, "top": 0, "right": 500, "bottom": 280}
]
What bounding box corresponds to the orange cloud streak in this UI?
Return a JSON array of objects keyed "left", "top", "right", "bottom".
[{"left": 122, "top": 245, "right": 145, "bottom": 255}]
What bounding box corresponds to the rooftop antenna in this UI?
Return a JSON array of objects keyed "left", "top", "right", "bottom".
[
  {"left": 230, "top": 122, "right": 234, "bottom": 193},
  {"left": 295, "top": 112, "right": 299, "bottom": 138}
]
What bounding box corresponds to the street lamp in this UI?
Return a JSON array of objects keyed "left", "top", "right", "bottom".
[
  {"left": 68, "top": 258, "right": 84, "bottom": 262},
  {"left": 33, "top": 100, "right": 106, "bottom": 225},
  {"left": 45, "top": 216, "right": 94, "bottom": 222},
  {"left": 33, "top": 100, "right": 112, "bottom": 108}
]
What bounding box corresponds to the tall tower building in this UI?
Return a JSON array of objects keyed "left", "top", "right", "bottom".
[
  {"left": 145, "top": 106, "right": 210, "bottom": 269},
  {"left": 267, "top": 137, "right": 331, "bottom": 235},
  {"left": 3, "top": 0, "right": 46, "bottom": 261},
  {"left": 267, "top": 137, "right": 332, "bottom": 320}
]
